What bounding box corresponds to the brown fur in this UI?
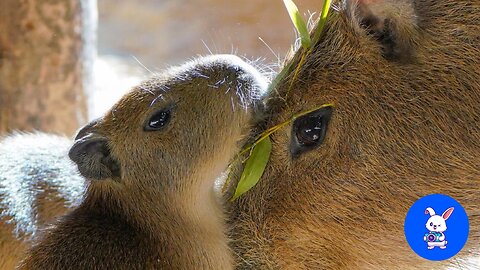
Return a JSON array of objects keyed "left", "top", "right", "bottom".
[
  {"left": 228, "top": 0, "right": 479, "bottom": 269},
  {"left": 16, "top": 55, "right": 267, "bottom": 269}
]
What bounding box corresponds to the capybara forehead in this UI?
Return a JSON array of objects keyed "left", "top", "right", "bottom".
[
  {"left": 98, "top": 54, "right": 266, "bottom": 133},
  {"left": 266, "top": 3, "right": 424, "bottom": 116},
  {"left": 123, "top": 54, "right": 264, "bottom": 99}
]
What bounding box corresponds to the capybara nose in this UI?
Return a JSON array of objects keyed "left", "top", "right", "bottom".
[{"left": 69, "top": 119, "right": 119, "bottom": 180}]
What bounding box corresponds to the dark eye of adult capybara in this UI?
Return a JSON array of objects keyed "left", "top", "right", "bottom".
[
  {"left": 290, "top": 107, "right": 332, "bottom": 157},
  {"left": 296, "top": 118, "right": 323, "bottom": 145},
  {"left": 144, "top": 108, "right": 172, "bottom": 131}
]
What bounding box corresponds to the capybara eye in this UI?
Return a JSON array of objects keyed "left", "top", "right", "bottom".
[
  {"left": 290, "top": 106, "right": 332, "bottom": 157},
  {"left": 296, "top": 119, "right": 324, "bottom": 146},
  {"left": 144, "top": 109, "right": 171, "bottom": 131}
]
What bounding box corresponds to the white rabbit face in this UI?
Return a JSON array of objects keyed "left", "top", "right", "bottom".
[{"left": 426, "top": 215, "right": 447, "bottom": 232}]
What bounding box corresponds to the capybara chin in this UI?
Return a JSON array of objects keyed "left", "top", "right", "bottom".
[
  {"left": 16, "top": 54, "right": 267, "bottom": 269},
  {"left": 228, "top": 0, "right": 479, "bottom": 269}
]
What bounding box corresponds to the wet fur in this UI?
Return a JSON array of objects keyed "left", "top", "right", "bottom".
[{"left": 228, "top": 0, "right": 479, "bottom": 269}]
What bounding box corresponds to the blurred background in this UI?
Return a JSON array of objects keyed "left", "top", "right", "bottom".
[
  {"left": 0, "top": 0, "right": 319, "bottom": 136},
  {"left": 98, "top": 0, "right": 319, "bottom": 67}
]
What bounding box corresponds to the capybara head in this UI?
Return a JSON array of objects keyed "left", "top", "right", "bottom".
[
  {"left": 230, "top": 0, "right": 479, "bottom": 269},
  {"left": 69, "top": 55, "right": 267, "bottom": 201}
]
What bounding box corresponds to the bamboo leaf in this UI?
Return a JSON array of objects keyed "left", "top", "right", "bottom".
[
  {"left": 231, "top": 137, "right": 272, "bottom": 201},
  {"left": 283, "top": 0, "right": 311, "bottom": 49}
]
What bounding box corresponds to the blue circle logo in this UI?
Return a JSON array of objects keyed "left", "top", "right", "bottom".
[{"left": 404, "top": 194, "right": 469, "bottom": 261}]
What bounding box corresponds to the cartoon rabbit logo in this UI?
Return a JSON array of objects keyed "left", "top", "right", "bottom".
[
  {"left": 405, "top": 194, "right": 469, "bottom": 260},
  {"left": 423, "top": 207, "right": 454, "bottom": 249}
]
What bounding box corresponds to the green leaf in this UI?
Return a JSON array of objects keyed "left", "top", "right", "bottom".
[
  {"left": 231, "top": 137, "right": 272, "bottom": 201},
  {"left": 283, "top": 0, "right": 311, "bottom": 49},
  {"left": 311, "top": 0, "right": 332, "bottom": 46}
]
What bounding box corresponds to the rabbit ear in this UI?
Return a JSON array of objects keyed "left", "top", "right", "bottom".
[
  {"left": 442, "top": 207, "right": 454, "bottom": 220},
  {"left": 425, "top": 207, "right": 435, "bottom": 216}
]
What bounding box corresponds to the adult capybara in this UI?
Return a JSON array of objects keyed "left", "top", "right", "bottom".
[
  {"left": 228, "top": 0, "right": 479, "bottom": 269},
  {"left": 3, "top": 55, "right": 267, "bottom": 269}
]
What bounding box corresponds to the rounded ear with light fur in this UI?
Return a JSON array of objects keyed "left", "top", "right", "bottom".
[{"left": 347, "top": 0, "right": 418, "bottom": 62}]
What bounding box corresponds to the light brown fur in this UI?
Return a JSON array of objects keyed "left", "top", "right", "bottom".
[
  {"left": 228, "top": 0, "right": 479, "bottom": 269},
  {"left": 13, "top": 55, "right": 267, "bottom": 269}
]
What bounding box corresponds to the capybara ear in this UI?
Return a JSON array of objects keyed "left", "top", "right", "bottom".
[
  {"left": 69, "top": 134, "right": 121, "bottom": 180},
  {"left": 347, "top": 0, "right": 418, "bottom": 62}
]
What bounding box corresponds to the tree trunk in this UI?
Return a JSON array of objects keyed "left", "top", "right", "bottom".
[{"left": 0, "top": 0, "right": 93, "bottom": 136}]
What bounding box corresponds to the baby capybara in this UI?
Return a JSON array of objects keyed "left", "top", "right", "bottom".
[{"left": 5, "top": 55, "right": 267, "bottom": 269}]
